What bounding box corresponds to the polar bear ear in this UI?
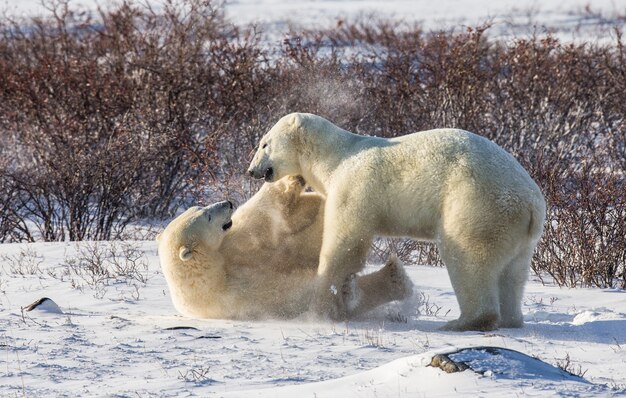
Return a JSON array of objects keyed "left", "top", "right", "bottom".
[
  {"left": 290, "top": 113, "right": 304, "bottom": 129},
  {"left": 179, "top": 246, "right": 193, "bottom": 261}
]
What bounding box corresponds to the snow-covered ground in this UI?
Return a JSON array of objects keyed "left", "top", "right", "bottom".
[
  {"left": 3, "top": 0, "right": 625, "bottom": 42},
  {"left": 224, "top": 0, "right": 625, "bottom": 41},
  {"left": 1, "top": 241, "right": 625, "bottom": 397}
]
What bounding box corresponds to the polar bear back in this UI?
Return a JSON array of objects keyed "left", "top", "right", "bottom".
[{"left": 321, "top": 127, "right": 543, "bottom": 241}]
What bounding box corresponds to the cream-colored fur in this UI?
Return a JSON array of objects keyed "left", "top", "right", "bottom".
[
  {"left": 157, "top": 176, "right": 413, "bottom": 320},
  {"left": 248, "top": 113, "right": 546, "bottom": 331}
]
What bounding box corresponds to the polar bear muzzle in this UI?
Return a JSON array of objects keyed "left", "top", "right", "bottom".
[
  {"left": 213, "top": 201, "right": 234, "bottom": 230},
  {"left": 247, "top": 165, "right": 273, "bottom": 182},
  {"left": 263, "top": 167, "right": 274, "bottom": 182}
]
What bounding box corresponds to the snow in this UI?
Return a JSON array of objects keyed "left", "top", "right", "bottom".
[
  {"left": 223, "top": 0, "right": 622, "bottom": 35},
  {"left": 1, "top": 241, "right": 625, "bottom": 397},
  {"left": 3, "top": 0, "right": 624, "bottom": 42}
]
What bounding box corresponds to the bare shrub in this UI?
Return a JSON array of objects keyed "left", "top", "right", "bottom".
[
  {"left": 555, "top": 353, "right": 588, "bottom": 378},
  {"left": 0, "top": 246, "right": 44, "bottom": 276},
  {"left": 48, "top": 242, "right": 149, "bottom": 299},
  {"left": 178, "top": 366, "right": 215, "bottom": 384},
  {"left": 534, "top": 160, "right": 626, "bottom": 288},
  {"left": 0, "top": 0, "right": 267, "bottom": 240},
  {"left": 0, "top": 169, "right": 33, "bottom": 243},
  {"left": 416, "top": 292, "right": 450, "bottom": 318},
  {"left": 0, "top": 2, "right": 624, "bottom": 288},
  {"left": 371, "top": 238, "right": 443, "bottom": 267}
]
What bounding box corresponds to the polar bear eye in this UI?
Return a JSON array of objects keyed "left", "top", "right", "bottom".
[{"left": 262, "top": 143, "right": 268, "bottom": 149}]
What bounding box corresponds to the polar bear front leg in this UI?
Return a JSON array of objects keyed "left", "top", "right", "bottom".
[{"left": 313, "top": 230, "right": 372, "bottom": 320}]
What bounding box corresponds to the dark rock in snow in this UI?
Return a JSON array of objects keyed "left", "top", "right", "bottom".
[
  {"left": 164, "top": 326, "right": 200, "bottom": 331},
  {"left": 430, "top": 353, "right": 469, "bottom": 373}
]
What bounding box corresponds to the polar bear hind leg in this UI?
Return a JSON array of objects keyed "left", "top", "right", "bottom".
[
  {"left": 438, "top": 237, "right": 512, "bottom": 332},
  {"left": 498, "top": 247, "right": 532, "bottom": 328},
  {"left": 342, "top": 255, "right": 414, "bottom": 317}
]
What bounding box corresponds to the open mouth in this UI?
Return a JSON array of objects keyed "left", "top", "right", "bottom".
[
  {"left": 263, "top": 167, "right": 274, "bottom": 182},
  {"left": 222, "top": 220, "right": 233, "bottom": 231}
]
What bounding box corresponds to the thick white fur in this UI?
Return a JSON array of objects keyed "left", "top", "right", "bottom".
[
  {"left": 157, "top": 176, "right": 413, "bottom": 320},
  {"left": 248, "top": 113, "right": 546, "bottom": 331}
]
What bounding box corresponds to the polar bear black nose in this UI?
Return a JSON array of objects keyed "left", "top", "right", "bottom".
[{"left": 247, "top": 169, "right": 254, "bottom": 177}]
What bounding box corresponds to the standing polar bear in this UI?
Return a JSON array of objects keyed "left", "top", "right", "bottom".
[
  {"left": 157, "top": 176, "right": 413, "bottom": 320},
  {"left": 248, "top": 113, "right": 546, "bottom": 331}
]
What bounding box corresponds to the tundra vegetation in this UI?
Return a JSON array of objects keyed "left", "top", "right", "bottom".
[{"left": 0, "top": 0, "right": 624, "bottom": 288}]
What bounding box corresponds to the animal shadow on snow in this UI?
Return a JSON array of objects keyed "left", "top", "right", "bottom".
[
  {"left": 409, "top": 312, "right": 626, "bottom": 345},
  {"left": 517, "top": 315, "right": 626, "bottom": 345}
]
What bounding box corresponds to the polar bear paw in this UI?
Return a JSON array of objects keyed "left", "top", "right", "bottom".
[
  {"left": 440, "top": 313, "right": 499, "bottom": 332},
  {"left": 382, "top": 255, "right": 413, "bottom": 302},
  {"left": 284, "top": 175, "right": 306, "bottom": 195}
]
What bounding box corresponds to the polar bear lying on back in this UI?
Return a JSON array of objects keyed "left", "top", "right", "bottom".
[
  {"left": 248, "top": 113, "right": 546, "bottom": 331},
  {"left": 157, "top": 176, "right": 413, "bottom": 320}
]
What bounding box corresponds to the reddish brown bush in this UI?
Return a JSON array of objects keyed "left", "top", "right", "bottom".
[
  {"left": 0, "top": 1, "right": 624, "bottom": 287},
  {"left": 0, "top": 0, "right": 270, "bottom": 240}
]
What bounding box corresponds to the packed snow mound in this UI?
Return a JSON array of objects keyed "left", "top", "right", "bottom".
[
  {"left": 572, "top": 309, "right": 625, "bottom": 326},
  {"left": 24, "top": 297, "right": 64, "bottom": 314},
  {"left": 235, "top": 347, "right": 607, "bottom": 398}
]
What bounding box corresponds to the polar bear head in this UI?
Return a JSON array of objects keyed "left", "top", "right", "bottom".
[
  {"left": 247, "top": 113, "right": 306, "bottom": 182},
  {"left": 157, "top": 201, "right": 234, "bottom": 263}
]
